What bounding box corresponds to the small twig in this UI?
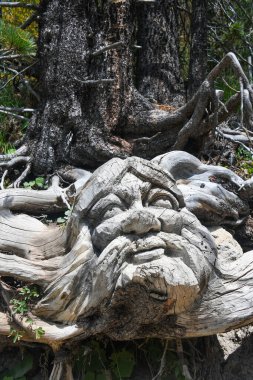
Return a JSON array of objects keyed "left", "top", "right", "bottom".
[
  {"left": 91, "top": 41, "right": 124, "bottom": 57},
  {"left": 0, "top": 156, "right": 30, "bottom": 168},
  {"left": 74, "top": 78, "right": 115, "bottom": 86},
  {"left": 21, "top": 79, "right": 40, "bottom": 102},
  {"left": 216, "top": 129, "right": 253, "bottom": 155},
  {"left": 0, "top": 145, "right": 28, "bottom": 162},
  {"left": 218, "top": 99, "right": 229, "bottom": 113},
  {"left": 152, "top": 340, "right": 168, "bottom": 380},
  {"left": 176, "top": 339, "right": 193, "bottom": 380},
  {"left": 240, "top": 78, "right": 244, "bottom": 128},
  {"left": 177, "top": 5, "right": 192, "bottom": 14},
  {"left": 0, "top": 2, "right": 39, "bottom": 10},
  {"left": 0, "top": 54, "right": 35, "bottom": 61},
  {"left": 0, "top": 109, "right": 29, "bottom": 121},
  {"left": 133, "top": 132, "right": 162, "bottom": 143},
  {"left": 13, "top": 162, "right": 31, "bottom": 188},
  {"left": 222, "top": 77, "right": 239, "bottom": 93},
  {"left": 0, "top": 61, "right": 37, "bottom": 90},
  {"left": 136, "top": 0, "right": 156, "bottom": 2},
  {"left": 0, "top": 106, "right": 35, "bottom": 113},
  {"left": 20, "top": 11, "right": 39, "bottom": 30}
]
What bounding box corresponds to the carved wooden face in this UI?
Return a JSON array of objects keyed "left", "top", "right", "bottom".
[{"left": 76, "top": 157, "right": 217, "bottom": 317}]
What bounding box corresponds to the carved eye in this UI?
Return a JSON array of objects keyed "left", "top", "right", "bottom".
[
  {"left": 147, "top": 188, "right": 179, "bottom": 210},
  {"left": 89, "top": 194, "right": 125, "bottom": 225},
  {"left": 149, "top": 197, "right": 173, "bottom": 209},
  {"left": 102, "top": 205, "right": 124, "bottom": 220}
]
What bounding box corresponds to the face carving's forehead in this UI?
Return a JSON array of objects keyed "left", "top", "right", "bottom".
[
  {"left": 114, "top": 172, "right": 151, "bottom": 204},
  {"left": 75, "top": 156, "right": 185, "bottom": 216}
]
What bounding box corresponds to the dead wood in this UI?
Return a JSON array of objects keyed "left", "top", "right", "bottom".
[{"left": 0, "top": 153, "right": 253, "bottom": 354}]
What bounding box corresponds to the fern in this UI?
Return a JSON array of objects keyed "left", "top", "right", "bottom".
[{"left": 0, "top": 20, "right": 36, "bottom": 55}]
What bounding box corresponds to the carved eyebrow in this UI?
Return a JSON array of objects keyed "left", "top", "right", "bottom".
[
  {"left": 146, "top": 188, "right": 180, "bottom": 209},
  {"left": 89, "top": 194, "right": 124, "bottom": 220}
]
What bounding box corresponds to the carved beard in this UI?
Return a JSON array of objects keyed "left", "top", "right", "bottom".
[{"left": 85, "top": 208, "right": 216, "bottom": 321}]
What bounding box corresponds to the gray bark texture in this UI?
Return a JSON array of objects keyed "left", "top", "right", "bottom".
[
  {"left": 13, "top": 0, "right": 251, "bottom": 177},
  {"left": 188, "top": 0, "right": 208, "bottom": 98}
]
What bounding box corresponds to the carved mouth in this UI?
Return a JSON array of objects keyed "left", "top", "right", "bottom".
[{"left": 132, "top": 248, "right": 164, "bottom": 264}]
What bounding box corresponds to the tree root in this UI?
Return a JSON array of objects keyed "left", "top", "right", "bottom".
[
  {"left": 0, "top": 145, "right": 31, "bottom": 189},
  {"left": 171, "top": 53, "right": 253, "bottom": 150},
  {"left": 125, "top": 53, "right": 252, "bottom": 158}
]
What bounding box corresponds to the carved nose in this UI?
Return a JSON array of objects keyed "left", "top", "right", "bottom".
[{"left": 121, "top": 210, "right": 161, "bottom": 235}]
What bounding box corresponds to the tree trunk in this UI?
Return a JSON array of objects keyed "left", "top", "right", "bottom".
[
  {"left": 188, "top": 0, "right": 208, "bottom": 98},
  {"left": 136, "top": 0, "right": 183, "bottom": 105},
  {"left": 21, "top": 0, "right": 236, "bottom": 176},
  {"left": 26, "top": 0, "right": 168, "bottom": 174}
]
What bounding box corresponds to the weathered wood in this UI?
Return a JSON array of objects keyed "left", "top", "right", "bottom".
[
  {"left": 153, "top": 150, "right": 249, "bottom": 225},
  {"left": 0, "top": 209, "right": 66, "bottom": 260},
  {"left": 1, "top": 154, "right": 253, "bottom": 345}
]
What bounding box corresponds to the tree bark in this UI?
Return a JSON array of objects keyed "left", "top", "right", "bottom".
[
  {"left": 188, "top": 0, "right": 208, "bottom": 98},
  {"left": 136, "top": 0, "right": 183, "bottom": 104}
]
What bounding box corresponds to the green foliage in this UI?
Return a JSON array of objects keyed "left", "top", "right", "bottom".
[
  {"left": 8, "top": 328, "right": 23, "bottom": 344},
  {"left": 236, "top": 146, "right": 253, "bottom": 160},
  {"left": 23, "top": 177, "right": 47, "bottom": 190},
  {"left": 34, "top": 326, "right": 45, "bottom": 340},
  {"left": 208, "top": 1, "right": 253, "bottom": 70},
  {"left": 215, "top": 73, "right": 240, "bottom": 102},
  {"left": 57, "top": 209, "right": 72, "bottom": 225},
  {"left": 0, "top": 20, "right": 36, "bottom": 55},
  {"left": 235, "top": 146, "right": 253, "bottom": 178},
  {"left": 3, "top": 0, "right": 39, "bottom": 37},
  {"left": 9, "top": 286, "right": 45, "bottom": 343},
  {"left": 72, "top": 339, "right": 186, "bottom": 380}
]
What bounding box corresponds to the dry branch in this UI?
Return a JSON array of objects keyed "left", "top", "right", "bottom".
[{"left": 0, "top": 2, "right": 39, "bottom": 10}]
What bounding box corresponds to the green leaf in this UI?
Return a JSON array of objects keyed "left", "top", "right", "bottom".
[
  {"left": 35, "top": 327, "right": 45, "bottom": 339},
  {"left": 64, "top": 209, "right": 72, "bottom": 217},
  {"left": 25, "top": 318, "right": 33, "bottom": 326},
  {"left": 57, "top": 217, "right": 66, "bottom": 224},
  {"left": 6, "top": 148, "right": 16, "bottom": 154},
  {"left": 23, "top": 182, "right": 31, "bottom": 188},
  {"left": 35, "top": 177, "right": 45, "bottom": 188}
]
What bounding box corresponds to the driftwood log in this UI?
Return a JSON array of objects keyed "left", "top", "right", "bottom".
[{"left": 1, "top": 151, "right": 253, "bottom": 353}]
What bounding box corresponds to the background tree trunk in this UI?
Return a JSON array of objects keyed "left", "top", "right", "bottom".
[
  {"left": 136, "top": 0, "right": 183, "bottom": 105},
  {"left": 25, "top": 0, "right": 184, "bottom": 175},
  {"left": 188, "top": 0, "right": 208, "bottom": 98}
]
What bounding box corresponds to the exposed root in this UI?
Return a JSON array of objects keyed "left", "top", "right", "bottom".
[
  {"left": 13, "top": 162, "right": 32, "bottom": 188},
  {"left": 0, "top": 145, "right": 28, "bottom": 162},
  {"left": 171, "top": 53, "right": 253, "bottom": 150},
  {"left": 49, "top": 349, "right": 74, "bottom": 380},
  {"left": 0, "top": 281, "right": 85, "bottom": 347},
  {"left": 0, "top": 170, "right": 8, "bottom": 190},
  {"left": 0, "top": 145, "right": 34, "bottom": 189}
]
